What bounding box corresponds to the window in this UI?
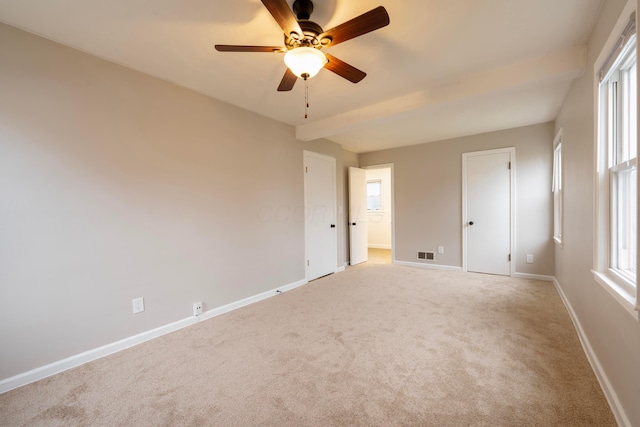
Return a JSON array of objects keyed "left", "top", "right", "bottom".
[
  {"left": 552, "top": 130, "right": 563, "bottom": 244},
  {"left": 594, "top": 6, "right": 638, "bottom": 316},
  {"left": 367, "top": 180, "right": 382, "bottom": 211}
]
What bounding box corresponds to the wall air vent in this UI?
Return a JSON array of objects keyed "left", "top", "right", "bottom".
[{"left": 417, "top": 251, "right": 435, "bottom": 261}]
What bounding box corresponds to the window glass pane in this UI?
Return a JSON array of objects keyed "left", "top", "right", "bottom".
[
  {"left": 614, "top": 167, "right": 637, "bottom": 280},
  {"left": 367, "top": 181, "right": 381, "bottom": 197},
  {"left": 367, "top": 180, "right": 382, "bottom": 211},
  {"left": 620, "top": 59, "right": 637, "bottom": 163},
  {"left": 629, "top": 61, "right": 637, "bottom": 160}
]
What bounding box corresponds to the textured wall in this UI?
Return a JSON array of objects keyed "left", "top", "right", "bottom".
[
  {"left": 554, "top": 0, "right": 640, "bottom": 425},
  {"left": 360, "top": 123, "right": 555, "bottom": 276},
  {"left": 0, "top": 22, "right": 309, "bottom": 380}
]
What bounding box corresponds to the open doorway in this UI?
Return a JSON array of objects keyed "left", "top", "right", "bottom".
[{"left": 365, "top": 166, "right": 393, "bottom": 264}]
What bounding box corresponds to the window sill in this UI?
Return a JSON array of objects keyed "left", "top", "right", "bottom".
[{"left": 591, "top": 270, "right": 639, "bottom": 321}]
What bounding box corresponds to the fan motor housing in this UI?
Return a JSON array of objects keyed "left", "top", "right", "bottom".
[{"left": 285, "top": 0, "right": 331, "bottom": 48}]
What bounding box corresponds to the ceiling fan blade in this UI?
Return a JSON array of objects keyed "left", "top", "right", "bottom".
[
  {"left": 319, "top": 6, "right": 390, "bottom": 47},
  {"left": 277, "top": 68, "right": 298, "bottom": 91},
  {"left": 324, "top": 53, "right": 366, "bottom": 83},
  {"left": 215, "top": 45, "right": 284, "bottom": 53},
  {"left": 261, "top": 0, "right": 304, "bottom": 39}
]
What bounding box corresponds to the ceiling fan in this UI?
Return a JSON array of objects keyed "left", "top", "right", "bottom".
[{"left": 215, "top": 0, "right": 390, "bottom": 92}]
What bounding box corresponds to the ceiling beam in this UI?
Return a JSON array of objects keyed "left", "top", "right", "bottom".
[{"left": 295, "top": 45, "right": 586, "bottom": 142}]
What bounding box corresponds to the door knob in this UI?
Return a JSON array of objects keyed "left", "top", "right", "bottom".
[
  {"left": 330, "top": 224, "right": 336, "bottom": 228},
  {"left": 352, "top": 222, "right": 356, "bottom": 226},
  {"left": 469, "top": 221, "right": 474, "bottom": 226}
]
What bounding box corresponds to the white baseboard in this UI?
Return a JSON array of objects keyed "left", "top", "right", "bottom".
[
  {"left": 552, "top": 278, "right": 631, "bottom": 427},
  {"left": 0, "top": 278, "right": 308, "bottom": 395},
  {"left": 394, "top": 260, "right": 463, "bottom": 272},
  {"left": 335, "top": 265, "right": 346, "bottom": 273},
  {"left": 0, "top": 316, "right": 197, "bottom": 394},
  {"left": 368, "top": 244, "right": 392, "bottom": 249},
  {"left": 513, "top": 272, "right": 555, "bottom": 281},
  {"left": 198, "top": 278, "right": 307, "bottom": 322}
]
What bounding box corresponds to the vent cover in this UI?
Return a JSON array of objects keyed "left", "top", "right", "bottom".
[{"left": 417, "top": 251, "right": 435, "bottom": 261}]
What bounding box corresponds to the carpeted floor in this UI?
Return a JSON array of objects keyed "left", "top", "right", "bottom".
[{"left": 0, "top": 264, "right": 615, "bottom": 426}]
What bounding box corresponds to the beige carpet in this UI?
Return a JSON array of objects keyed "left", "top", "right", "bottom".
[{"left": 0, "top": 264, "right": 615, "bottom": 426}]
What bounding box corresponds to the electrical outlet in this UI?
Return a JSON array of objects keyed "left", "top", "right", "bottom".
[
  {"left": 438, "top": 246, "right": 444, "bottom": 254},
  {"left": 132, "top": 297, "right": 144, "bottom": 314},
  {"left": 193, "top": 302, "right": 203, "bottom": 316},
  {"left": 526, "top": 254, "right": 534, "bottom": 264}
]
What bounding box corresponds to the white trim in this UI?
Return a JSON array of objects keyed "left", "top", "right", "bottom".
[
  {"left": 552, "top": 129, "right": 564, "bottom": 244},
  {"left": 0, "top": 278, "right": 308, "bottom": 395},
  {"left": 335, "top": 266, "right": 346, "bottom": 273},
  {"left": 0, "top": 318, "right": 197, "bottom": 394},
  {"left": 591, "top": 270, "right": 639, "bottom": 321},
  {"left": 513, "top": 272, "right": 555, "bottom": 282},
  {"left": 198, "top": 278, "right": 308, "bottom": 322},
  {"left": 594, "top": 0, "right": 637, "bottom": 74},
  {"left": 368, "top": 244, "right": 392, "bottom": 249},
  {"left": 394, "top": 260, "right": 464, "bottom": 272},
  {"left": 553, "top": 278, "right": 633, "bottom": 427},
  {"left": 462, "top": 147, "right": 516, "bottom": 276}
]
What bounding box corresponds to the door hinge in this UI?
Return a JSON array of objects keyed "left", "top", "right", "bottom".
[
  {"left": 508, "top": 161, "right": 511, "bottom": 170},
  {"left": 305, "top": 166, "right": 308, "bottom": 173},
  {"left": 307, "top": 260, "right": 310, "bottom": 266},
  {"left": 508, "top": 254, "right": 511, "bottom": 262}
]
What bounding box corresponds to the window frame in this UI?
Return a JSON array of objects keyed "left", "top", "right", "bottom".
[
  {"left": 553, "top": 129, "right": 563, "bottom": 245},
  {"left": 592, "top": 1, "right": 639, "bottom": 320}
]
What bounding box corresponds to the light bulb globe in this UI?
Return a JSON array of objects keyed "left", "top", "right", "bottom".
[{"left": 284, "top": 47, "right": 327, "bottom": 79}]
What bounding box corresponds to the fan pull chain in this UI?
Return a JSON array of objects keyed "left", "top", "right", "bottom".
[{"left": 304, "top": 78, "right": 309, "bottom": 119}]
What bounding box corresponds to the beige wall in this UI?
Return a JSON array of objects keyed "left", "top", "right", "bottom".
[
  {"left": 0, "top": 22, "right": 352, "bottom": 381},
  {"left": 360, "top": 123, "right": 555, "bottom": 276},
  {"left": 554, "top": 0, "right": 640, "bottom": 425}
]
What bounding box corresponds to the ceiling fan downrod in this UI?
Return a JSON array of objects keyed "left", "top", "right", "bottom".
[{"left": 292, "top": 0, "right": 313, "bottom": 20}]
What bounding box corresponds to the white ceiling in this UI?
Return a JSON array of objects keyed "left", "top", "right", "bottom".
[{"left": 0, "top": 0, "right": 602, "bottom": 153}]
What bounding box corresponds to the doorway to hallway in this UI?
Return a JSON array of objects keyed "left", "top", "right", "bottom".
[
  {"left": 368, "top": 248, "right": 392, "bottom": 264},
  {"left": 348, "top": 165, "right": 394, "bottom": 266}
]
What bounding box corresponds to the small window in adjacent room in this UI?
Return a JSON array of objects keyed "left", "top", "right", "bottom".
[
  {"left": 552, "top": 130, "right": 563, "bottom": 244},
  {"left": 367, "top": 179, "right": 382, "bottom": 211},
  {"left": 593, "top": 5, "right": 638, "bottom": 316}
]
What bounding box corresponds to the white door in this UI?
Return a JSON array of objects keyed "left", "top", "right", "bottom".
[
  {"left": 349, "top": 167, "right": 368, "bottom": 265},
  {"left": 304, "top": 151, "right": 337, "bottom": 280},
  {"left": 463, "top": 149, "right": 513, "bottom": 276}
]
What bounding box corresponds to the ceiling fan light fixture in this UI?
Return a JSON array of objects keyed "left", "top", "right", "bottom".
[{"left": 284, "top": 47, "right": 327, "bottom": 79}]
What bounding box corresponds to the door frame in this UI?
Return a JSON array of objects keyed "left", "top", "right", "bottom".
[
  {"left": 304, "top": 150, "right": 337, "bottom": 280},
  {"left": 462, "top": 148, "right": 515, "bottom": 276},
  {"left": 363, "top": 164, "right": 396, "bottom": 264}
]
